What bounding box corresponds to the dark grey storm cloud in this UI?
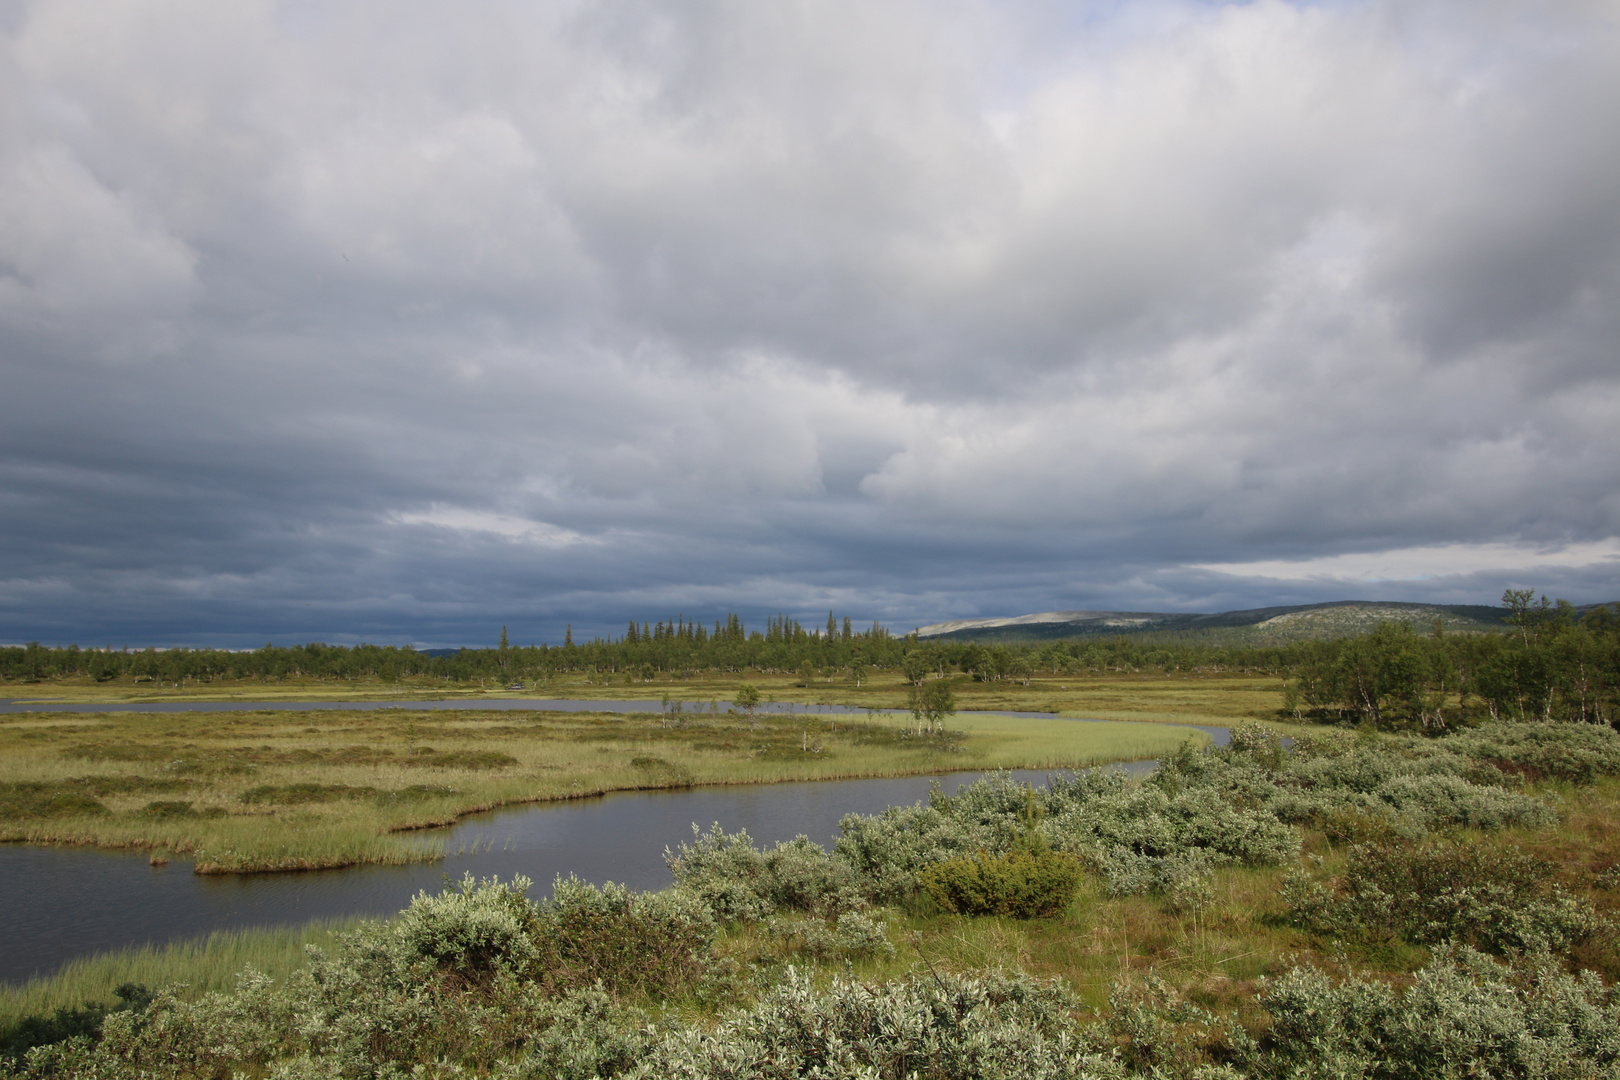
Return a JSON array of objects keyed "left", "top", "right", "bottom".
[{"left": 1, "top": 0, "right": 1618, "bottom": 646}]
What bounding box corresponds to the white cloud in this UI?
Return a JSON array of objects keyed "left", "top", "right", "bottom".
[
  {"left": 1194, "top": 540, "right": 1620, "bottom": 584},
  {"left": 390, "top": 507, "right": 593, "bottom": 548}
]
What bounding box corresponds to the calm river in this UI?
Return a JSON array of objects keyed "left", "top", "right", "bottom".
[{"left": 0, "top": 700, "right": 1226, "bottom": 984}]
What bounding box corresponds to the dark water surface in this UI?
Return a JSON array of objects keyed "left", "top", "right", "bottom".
[{"left": 1, "top": 701, "right": 1225, "bottom": 985}]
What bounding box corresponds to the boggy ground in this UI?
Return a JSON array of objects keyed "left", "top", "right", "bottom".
[{"left": 0, "top": 703, "right": 1205, "bottom": 872}]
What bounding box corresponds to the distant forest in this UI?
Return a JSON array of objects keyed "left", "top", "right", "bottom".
[{"left": 3, "top": 593, "right": 1617, "bottom": 729}]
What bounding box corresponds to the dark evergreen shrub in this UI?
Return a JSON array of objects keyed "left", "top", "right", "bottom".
[{"left": 919, "top": 849, "right": 1083, "bottom": 918}]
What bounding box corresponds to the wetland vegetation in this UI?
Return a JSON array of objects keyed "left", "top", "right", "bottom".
[
  {"left": 0, "top": 703, "right": 1203, "bottom": 872},
  {"left": 9, "top": 719, "right": 1620, "bottom": 1077}
]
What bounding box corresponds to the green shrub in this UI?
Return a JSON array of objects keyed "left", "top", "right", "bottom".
[
  {"left": 1092, "top": 847, "right": 1219, "bottom": 914},
  {"left": 401, "top": 749, "right": 517, "bottom": 769},
  {"left": 920, "top": 849, "right": 1083, "bottom": 918},
  {"left": 370, "top": 783, "right": 457, "bottom": 805},
  {"left": 534, "top": 875, "right": 718, "bottom": 999},
  {"left": 513, "top": 988, "right": 656, "bottom": 1080},
  {"left": 1447, "top": 721, "right": 1620, "bottom": 785},
  {"left": 764, "top": 911, "right": 896, "bottom": 960},
  {"left": 393, "top": 872, "right": 543, "bottom": 979},
  {"left": 0, "top": 983, "right": 150, "bottom": 1064},
  {"left": 1368, "top": 772, "right": 1558, "bottom": 831}
]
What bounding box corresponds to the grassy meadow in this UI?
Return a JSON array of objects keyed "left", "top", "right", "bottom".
[{"left": 0, "top": 697, "right": 1208, "bottom": 872}]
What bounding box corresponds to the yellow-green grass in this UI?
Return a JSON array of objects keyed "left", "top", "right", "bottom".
[
  {"left": 0, "top": 706, "right": 1204, "bottom": 872},
  {"left": 0, "top": 919, "right": 364, "bottom": 1031}
]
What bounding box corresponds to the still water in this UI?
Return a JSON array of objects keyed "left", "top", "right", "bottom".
[{"left": 1, "top": 700, "right": 1226, "bottom": 984}]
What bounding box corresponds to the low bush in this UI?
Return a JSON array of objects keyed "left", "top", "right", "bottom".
[
  {"left": 401, "top": 749, "right": 518, "bottom": 769},
  {"left": 513, "top": 987, "right": 656, "bottom": 1080},
  {"left": 920, "top": 849, "right": 1084, "bottom": 918},
  {"left": 138, "top": 800, "right": 224, "bottom": 819},
  {"left": 668, "top": 826, "right": 861, "bottom": 919},
  {"left": 14, "top": 881, "right": 1620, "bottom": 1078},
  {"left": 1284, "top": 837, "right": 1607, "bottom": 956},
  {"left": 371, "top": 783, "right": 458, "bottom": 805},
  {"left": 533, "top": 875, "right": 718, "bottom": 999},
  {"left": 1255, "top": 946, "right": 1620, "bottom": 1080},
  {"left": 626, "top": 968, "right": 1118, "bottom": 1080},
  {"left": 1447, "top": 722, "right": 1620, "bottom": 785},
  {"left": 0, "top": 983, "right": 150, "bottom": 1064},
  {"left": 1091, "top": 847, "right": 1218, "bottom": 914}
]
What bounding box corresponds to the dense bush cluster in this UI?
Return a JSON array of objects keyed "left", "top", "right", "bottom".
[
  {"left": 15, "top": 914, "right": 1620, "bottom": 1077},
  {"left": 669, "top": 720, "right": 1587, "bottom": 917},
  {"left": 1284, "top": 839, "right": 1606, "bottom": 956}
]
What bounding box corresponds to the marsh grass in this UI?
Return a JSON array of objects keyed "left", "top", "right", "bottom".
[
  {"left": 0, "top": 918, "right": 363, "bottom": 1033},
  {"left": 0, "top": 706, "right": 1205, "bottom": 871}
]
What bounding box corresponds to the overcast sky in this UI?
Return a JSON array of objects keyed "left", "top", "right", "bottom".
[{"left": 2, "top": 0, "right": 1618, "bottom": 648}]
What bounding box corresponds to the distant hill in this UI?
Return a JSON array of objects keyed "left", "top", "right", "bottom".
[{"left": 915, "top": 601, "right": 1522, "bottom": 645}]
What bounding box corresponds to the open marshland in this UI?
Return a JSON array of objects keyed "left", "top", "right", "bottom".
[
  {"left": 0, "top": 667, "right": 1289, "bottom": 723},
  {"left": 0, "top": 700, "right": 1207, "bottom": 872}
]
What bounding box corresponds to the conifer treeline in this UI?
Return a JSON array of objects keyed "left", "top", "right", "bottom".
[{"left": 2, "top": 595, "right": 1616, "bottom": 730}]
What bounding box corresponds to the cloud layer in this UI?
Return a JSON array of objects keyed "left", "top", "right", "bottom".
[{"left": 2, "top": 0, "right": 1617, "bottom": 646}]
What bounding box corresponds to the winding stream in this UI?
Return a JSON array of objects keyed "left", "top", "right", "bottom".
[{"left": 1, "top": 700, "right": 1227, "bottom": 984}]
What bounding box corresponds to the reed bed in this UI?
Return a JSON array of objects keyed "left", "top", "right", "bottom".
[{"left": 0, "top": 919, "right": 364, "bottom": 1030}]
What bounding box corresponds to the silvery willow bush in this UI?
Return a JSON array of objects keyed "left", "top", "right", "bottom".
[
  {"left": 21, "top": 945, "right": 1620, "bottom": 1078},
  {"left": 676, "top": 723, "right": 1591, "bottom": 916},
  {"left": 666, "top": 827, "right": 863, "bottom": 920},
  {"left": 1283, "top": 838, "right": 1607, "bottom": 957},
  {"left": 1252, "top": 946, "right": 1620, "bottom": 1080},
  {"left": 623, "top": 968, "right": 1122, "bottom": 1080}
]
